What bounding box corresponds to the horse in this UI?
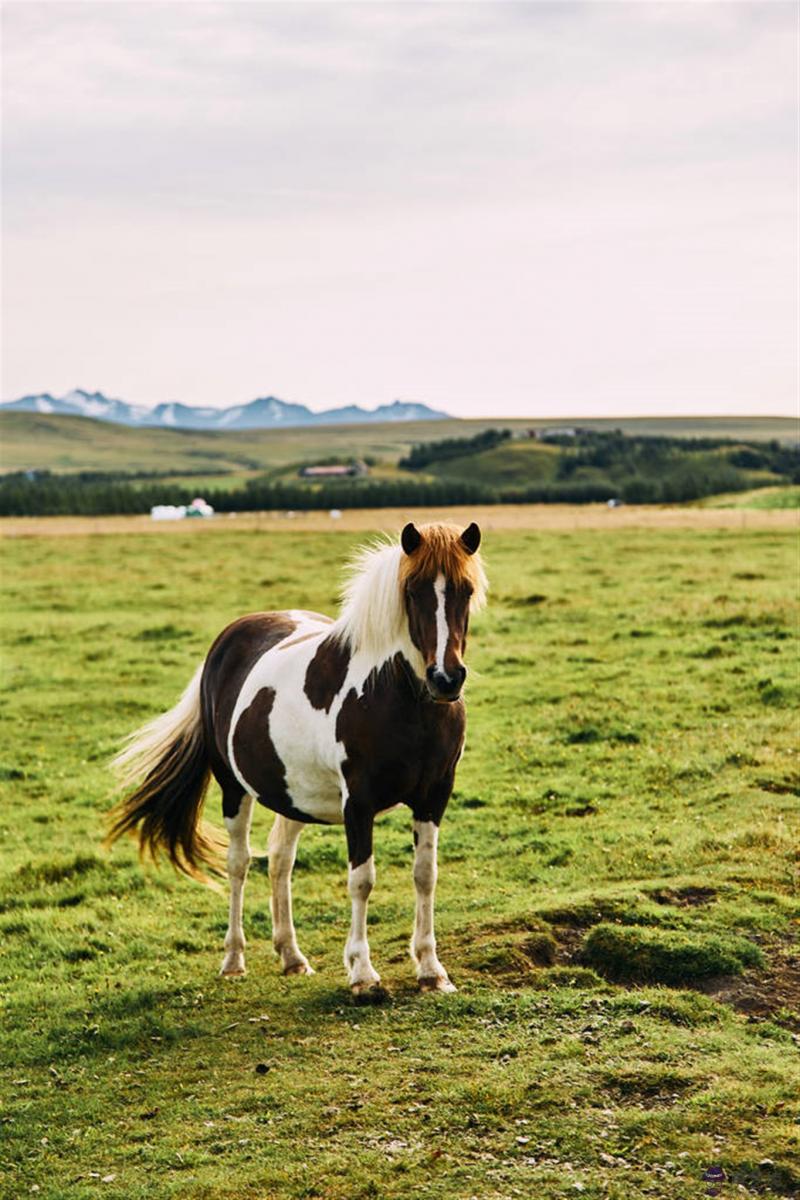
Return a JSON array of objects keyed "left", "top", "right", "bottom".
[{"left": 107, "top": 520, "right": 487, "bottom": 997}]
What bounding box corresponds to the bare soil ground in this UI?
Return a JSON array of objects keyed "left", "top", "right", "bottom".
[{"left": 2, "top": 503, "right": 798, "bottom": 538}]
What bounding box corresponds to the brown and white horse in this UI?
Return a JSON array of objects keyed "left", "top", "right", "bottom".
[{"left": 108, "top": 521, "right": 487, "bottom": 997}]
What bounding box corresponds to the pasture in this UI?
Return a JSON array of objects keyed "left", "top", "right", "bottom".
[{"left": 1, "top": 512, "right": 798, "bottom": 1199}]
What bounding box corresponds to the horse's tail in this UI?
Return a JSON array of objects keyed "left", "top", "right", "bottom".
[{"left": 106, "top": 666, "right": 224, "bottom": 882}]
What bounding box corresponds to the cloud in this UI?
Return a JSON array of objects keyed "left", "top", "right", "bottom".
[{"left": 2, "top": 2, "right": 797, "bottom": 413}]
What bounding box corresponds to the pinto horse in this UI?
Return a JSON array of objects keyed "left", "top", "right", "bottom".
[{"left": 108, "top": 521, "right": 487, "bottom": 996}]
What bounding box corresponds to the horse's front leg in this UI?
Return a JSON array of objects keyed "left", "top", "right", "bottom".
[
  {"left": 410, "top": 818, "right": 456, "bottom": 992},
  {"left": 220, "top": 793, "right": 254, "bottom": 976},
  {"left": 343, "top": 799, "right": 382, "bottom": 997}
]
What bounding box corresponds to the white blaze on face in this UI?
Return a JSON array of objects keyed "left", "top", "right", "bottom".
[{"left": 434, "top": 572, "right": 448, "bottom": 674}]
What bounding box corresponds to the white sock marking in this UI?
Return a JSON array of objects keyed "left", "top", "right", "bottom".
[
  {"left": 345, "top": 856, "right": 380, "bottom": 988},
  {"left": 411, "top": 819, "right": 452, "bottom": 987}
]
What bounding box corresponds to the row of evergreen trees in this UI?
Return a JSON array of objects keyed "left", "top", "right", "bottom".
[
  {"left": 0, "top": 467, "right": 770, "bottom": 517},
  {"left": 399, "top": 427, "right": 511, "bottom": 469}
]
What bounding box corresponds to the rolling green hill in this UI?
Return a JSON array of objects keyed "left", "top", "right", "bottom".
[
  {"left": 1, "top": 412, "right": 796, "bottom": 476},
  {"left": 0, "top": 412, "right": 465, "bottom": 475},
  {"left": 425, "top": 440, "right": 560, "bottom": 487}
]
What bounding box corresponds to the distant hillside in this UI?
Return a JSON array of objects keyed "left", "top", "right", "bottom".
[
  {"left": 1, "top": 417, "right": 798, "bottom": 517},
  {"left": 0, "top": 389, "right": 449, "bottom": 430},
  {"left": 0, "top": 412, "right": 796, "bottom": 478}
]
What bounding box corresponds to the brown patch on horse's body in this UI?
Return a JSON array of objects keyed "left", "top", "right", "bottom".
[
  {"left": 336, "top": 657, "right": 465, "bottom": 865},
  {"left": 304, "top": 636, "right": 351, "bottom": 712},
  {"left": 201, "top": 611, "right": 302, "bottom": 818}
]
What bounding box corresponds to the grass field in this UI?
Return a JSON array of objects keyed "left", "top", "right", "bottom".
[
  {"left": 1, "top": 515, "right": 798, "bottom": 1199},
  {"left": 702, "top": 487, "right": 800, "bottom": 511},
  {"left": 1, "top": 413, "right": 797, "bottom": 477}
]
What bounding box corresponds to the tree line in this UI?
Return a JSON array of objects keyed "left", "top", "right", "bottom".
[
  {"left": 1, "top": 429, "right": 796, "bottom": 516},
  {"left": 399, "top": 427, "right": 511, "bottom": 469}
]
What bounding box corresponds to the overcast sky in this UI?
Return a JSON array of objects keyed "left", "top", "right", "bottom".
[{"left": 2, "top": 1, "right": 797, "bottom": 417}]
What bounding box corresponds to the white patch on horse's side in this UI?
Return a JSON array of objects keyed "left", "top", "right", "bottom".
[
  {"left": 345, "top": 855, "right": 380, "bottom": 990},
  {"left": 433, "top": 572, "right": 448, "bottom": 673},
  {"left": 226, "top": 613, "right": 345, "bottom": 823},
  {"left": 227, "top": 593, "right": 432, "bottom": 826}
]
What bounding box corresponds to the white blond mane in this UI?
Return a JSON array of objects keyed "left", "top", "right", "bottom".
[{"left": 331, "top": 537, "right": 408, "bottom": 663}]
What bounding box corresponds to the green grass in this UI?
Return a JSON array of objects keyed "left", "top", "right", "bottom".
[
  {"left": 425, "top": 440, "right": 560, "bottom": 487},
  {"left": 701, "top": 486, "right": 800, "bottom": 510},
  {"left": 1, "top": 523, "right": 798, "bottom": 1199}
]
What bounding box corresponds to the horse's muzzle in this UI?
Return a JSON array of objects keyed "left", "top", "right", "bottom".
[{"left": 426, "top": 665, "right": 466, "bottom": 702}]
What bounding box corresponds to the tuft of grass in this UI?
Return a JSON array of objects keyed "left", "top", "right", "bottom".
[
  {"left": 582, "top": 922, "right": 763, "bottom": 984},
  {"left": 16, "top": 852, "right": 109, "bottom": 885},
  {"left": 134, "top": 623, "right": 194, "bottom": 642}
]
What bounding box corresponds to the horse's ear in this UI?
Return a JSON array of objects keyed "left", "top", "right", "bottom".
[
  {"left": 460, "top": 522, "right": 481, "bottom": 555},
  {"left": 401, "top": 522, "right": 422, "bottom": 555}
]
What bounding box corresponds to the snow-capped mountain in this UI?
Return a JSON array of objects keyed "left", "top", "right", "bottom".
[
  {"left": 2, "top": 389, "right": 152, "bottom": 424},
  {"left": 1, "top": 390, "right": 450, "bottom": 430}
]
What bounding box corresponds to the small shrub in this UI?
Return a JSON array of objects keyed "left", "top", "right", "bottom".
[
  {"left": 134, "top": 624, "right": 193, "bottom": 642},
  {"left": 565, "top": 726, "right": 602, "bottom": 745}
]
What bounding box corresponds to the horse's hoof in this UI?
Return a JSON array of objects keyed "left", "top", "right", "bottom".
[
  {"left": 418, "top": 975, "right": 456, "bottom": 993},
  {"left": 351, "top": 981, "right": 388, "bottom": 1005},
  {"left": 220, "top": 953, "right": 246, "bottom": 977},
  {"left": 283, "top": 961, "right": 315, "bottom": 976}
]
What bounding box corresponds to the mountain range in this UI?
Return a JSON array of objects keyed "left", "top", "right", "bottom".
[{"left": 0, "top": 390, "right": 449, "bottom": 430}]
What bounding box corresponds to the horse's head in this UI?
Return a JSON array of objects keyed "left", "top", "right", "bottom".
[{"left": 400, "top": 521, "right": 486, "bottom": 702}]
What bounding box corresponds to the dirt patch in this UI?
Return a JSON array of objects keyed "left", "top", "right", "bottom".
[
  {"left": 599, "top": 1066, "right": 697, "bottom": 1105},
  {"left": 550, "top": 924, "right": 585, "bottom": 964},
  {"left": 649, "top": 885, "right": 717, "bottom": 908},
  {"left": 757, "top": 776, "right": 800, "bottom": 797},
  {"left": 700, "top": 933, "right": 800, "bottom": 1028},
  {"left": 463, "top": 928, "right": 558, "bottom": 982}
]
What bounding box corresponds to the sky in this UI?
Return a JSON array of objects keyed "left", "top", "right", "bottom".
[{"left": 2, "top": 1, "right": 798, "bottom": 418}]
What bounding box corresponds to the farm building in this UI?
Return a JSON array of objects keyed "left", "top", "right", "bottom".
[
  {"left": 298, "top": 461, "right": 369, "bottom": 479},
  {"left": 528, "top": 426, "right": 587, "bottom": 441}
]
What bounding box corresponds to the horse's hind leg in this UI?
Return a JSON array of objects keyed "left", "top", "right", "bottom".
[
  {"left": 220, "top": 792, "right": 254, "bottom": 977},
  {"left": 268, "top": 815, "right": 314, "bottom": 975}
]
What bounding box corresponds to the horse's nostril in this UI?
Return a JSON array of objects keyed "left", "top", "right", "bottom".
[{"left": 426, "top": 666, "right": 466, "bottom": 696}]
